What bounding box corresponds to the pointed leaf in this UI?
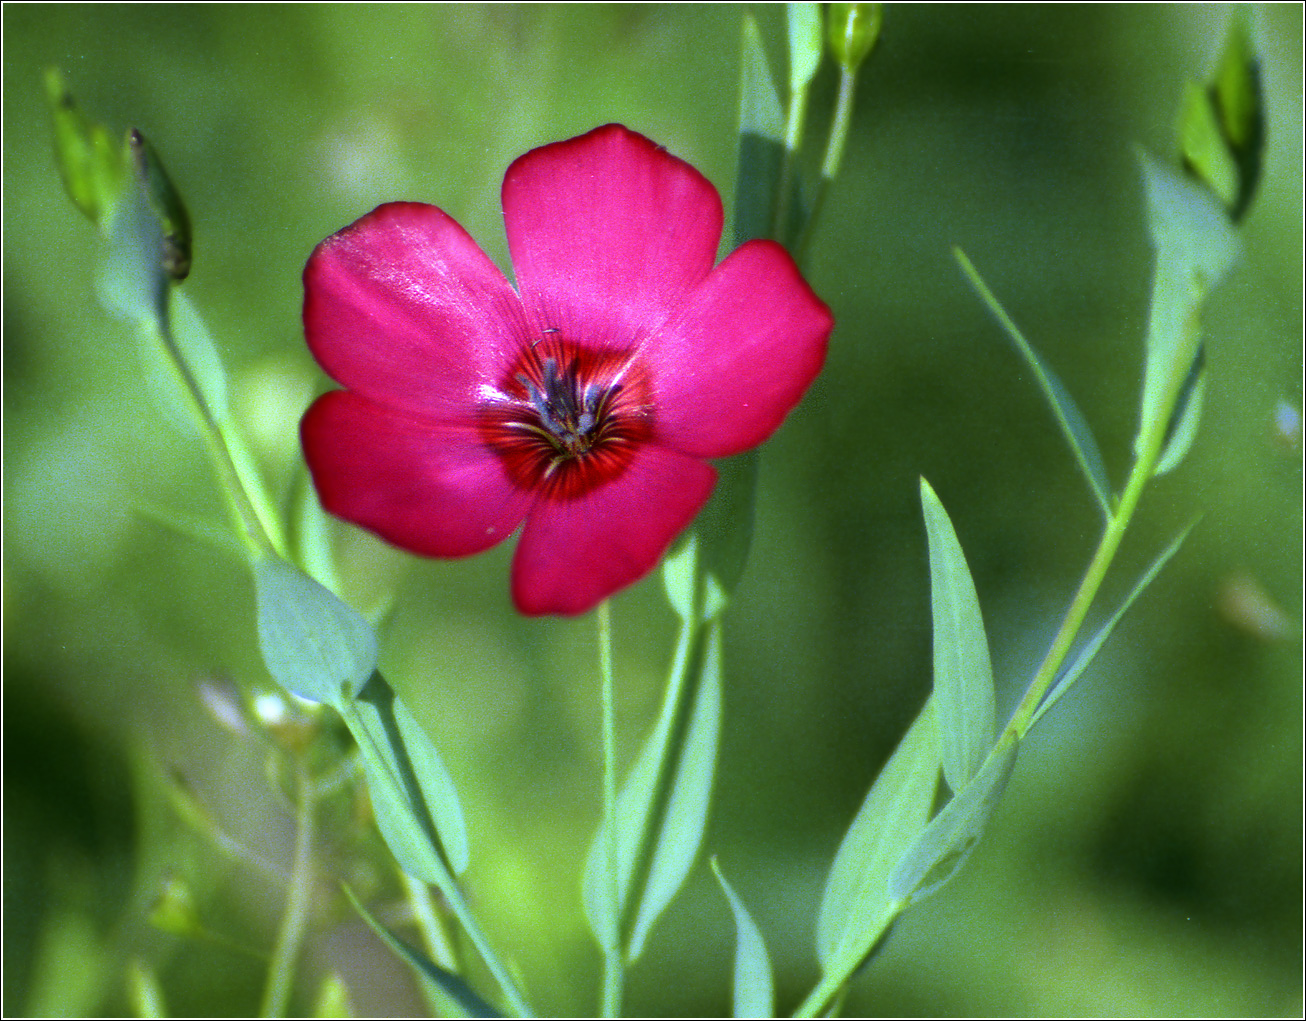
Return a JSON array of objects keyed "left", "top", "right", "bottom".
[
  {"left": 344, "top": 886, "right": 501, "bottom": 1018},
  {"left": 342, "top": 674, "right": 462, "bottom": 887},
  {"left": 395, "top": 699, "right": 470, "bottom": 876},
  {"left": 1029, "top": 524, "right": 1193, "bottom": 732},
  {"left": 888, "top": 735, "right": 1017, "bottom": 903},
  {"left": 920, "top": 479, "right": 996, "bottom": 792},
  {"left": 1212, "top": 13, "right": 1264, "bottom": 220},
  {"left": 735, "top": 16, "right": 786, "bottom": 245},
  {"left": 44, "top": 67, "right": 126, "bottom": 225},
  {"left": 254, "top": 556, "right": 377, "bottom": 704},
  {"left": 954, "top": 249, "right": 1113, "bottom": 518},
  {"left": 581, "top": 619, "right": 722, "bottom": 962},
  {"left": 712, "top": 859, "right": 775, "bottom": 1019},
  {"left": 629, "top": 621, "right": 722, "bottom": 959},
  {"left": 170, "top": 290, "right": 229, "bottom": 423},
  {"left": 816, "top": 698, "right": 939, "bottom": 979},
  {"left": 1179, "top": 80, "right": 1239, "bottom": 210}
]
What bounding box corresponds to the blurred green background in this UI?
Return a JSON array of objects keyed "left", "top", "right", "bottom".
[{"left": 4, "top": 4, "right": 1301, "bottom": 1016}]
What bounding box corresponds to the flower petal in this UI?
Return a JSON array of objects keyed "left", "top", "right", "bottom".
[
  {"left": 642, "top": 239, "right": 833, "bottom": 458},
  {"left": 304, "top": 202, "right": 529, "bottom": 417},
  {"left": 302, "top": 390, "right": 531, "bottom": 558},
  {"left": 511, "top": 447, "right": 717, "bottom": 616},
  {"left": 502, "top": 124, "right": 724, "bottom": 347}
]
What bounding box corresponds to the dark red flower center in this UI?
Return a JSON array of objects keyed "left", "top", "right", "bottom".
[{"left": 479, "top": 335, "right": 653, "bottom": 500}]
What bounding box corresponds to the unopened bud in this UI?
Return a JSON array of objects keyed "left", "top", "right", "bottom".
[
  {"left": 44, "top": 67, "right": 126, "bottom": 226},
  {"left": 129, "top": 128, "right": 193, "bottom": 280},
  {"left": 827, "top": 3, "right": 883, "bottom": 73}
]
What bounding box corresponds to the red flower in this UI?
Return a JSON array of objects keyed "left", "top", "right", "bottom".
[{"left": 301, "top": 125, "right": 832, "bottom": 616}]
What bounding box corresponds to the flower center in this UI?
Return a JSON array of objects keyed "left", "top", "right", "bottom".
[{"left": 480, "top": 336, "right": 652, "bottom": 500}]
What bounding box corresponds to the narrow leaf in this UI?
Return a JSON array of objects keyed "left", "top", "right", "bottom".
[
  {"left": 735, "top": 16, "right": 786, "bottom": 245},
  {"left": 1029, "top": 524, "right": 1194, "bottom": 733},
  {"left": 920, "top": 478, "right": 996, "bottom": 792},
  {"left": 628, "top": 621, "right": 722, "bottom": 960},
  {"left": 712, "top": 859, "right": 775, "bottom": 1019},
  {"left": 954, "top": 249, "right": 1114, "bottom": 518},
  {"left": 395, "top": 699, "right": 471, "bottom": 876},
  {"left": 170, "top": 290, "right": 230, "bottom": 423},
  {"left": 44, "top": 66, "right": 126, "bottom": 224},
  {"left": 343, "top": 674, "right": 458, "bottom": 887},
  {"left": 344, "top": 886, "right": 501, "bottom": 1018},
  {"left": 1212, "top": 13, "right": 1264, "bottom": 221},
  {"left": 254, "top": 556, "right": 377, "bottom": 704},
  {"left": 1179, "top": 80, "right": 1239, "bottom": 210},
  {"left": 816, "top": 698, "right": 939, "bottom": 979},
  {"left": 888, "top": 735, "right": 1018, "bottom": 903}
]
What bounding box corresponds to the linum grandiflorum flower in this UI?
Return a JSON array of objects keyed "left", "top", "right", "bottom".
[{"left": 301, "top": 124, "right": 833, "bottom": 616}]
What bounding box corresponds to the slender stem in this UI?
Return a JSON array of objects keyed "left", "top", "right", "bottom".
[
  {"left": 260, "top": 760, "right": 316, "bottom": 1017},
  {"left": 597, "top": 600, "right": 623, "bottom": 1018},
  {"left": 773, "top": 82, "right": 810, "bottom": 244},
  {"left": 437, "top": 876, "right": 534, "bottom": 1018},
  {"left": 400, "top": 869, "right": 458, "bottom": 970},
  {"left": 795, "top": 66, "right": 858, "bottom": 265}
]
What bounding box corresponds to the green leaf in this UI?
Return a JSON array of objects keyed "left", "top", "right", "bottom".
[
  {"left": 816, "top": 698, "right": 939, "bottom": 980},
  {"left": 693, "top": 451, "right": 759, "bottom": 614},
  {"left": 394, "top": 698, "right": 470, "bottom": 876},
  {"left": 712, "top": 859, "right": 775, "bottom": 1019},
  {"left": 582, "top": 620, "right": 723, "bottom": 961},
  {"left": 254, "top": 556, "right": 378, "bottom": 704},
  {"left": 954, "top": 249, "right": 1114, "bottom": 518},
  {"left": 787, "top": 3, "right": 824, "bottom": 95},
  {"left": 170, "top": 290, "right": 230, "bottom": 424},
  {"left": 888, "top": 734, "right": 1017, "bottom": 903},
  {"left": 1154, "top": 346, "right": 1207, "bottom": 476},
  {"left": 293, "top": 470, "right": 345, "bottom": 595},
  {"left": 735, "top": 16, "right": 786, "bottom": 246},
  {"left": 126, "top": 958, "right": 167, "bottom": 1018},
  {"left": 919, "top": 478, "right": 996, "bottom": 792},
  {"left": 1135, "top": 151, "right": 1240, "bottom": 457},
  {"left": 98, "top": 151, "right": 167, "bottom": 330},
  {"left": 1179, "top": 80, "right": 1239, "bottom": 211},
  {"left": 344, "top": 886, "right": 501, "bottom": 1018},
  {"left": 1029, "top": 524, "right": 1193, "bottom": 733},
  {"left": 342, "top": 674, "right": 460, "bottom": 887}
]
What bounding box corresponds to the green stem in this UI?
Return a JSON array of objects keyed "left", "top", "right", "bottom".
[
  {"left": 773, "top": 82, "right": 810, "bottom": 244},
  {"left": 795, "top": 65, "right": 858, "bottom": 265},
  {"left": 598, "top": 600, "right": 623, "bottom": 1018},
  {"left": 260, "top": 761, "right": 316, "bottom": 1017},
  {"left": 437, "top": 876, "right": 533, "bottom": 1018}
]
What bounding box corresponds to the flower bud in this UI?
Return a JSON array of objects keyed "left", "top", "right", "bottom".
[
  {"left": 129, "top": 128, "right": 193, "bottom": 280},
  {"left": 826, "top": 3, "right": 883, "bottom": 73},
  {"left": 44, "top": 67, "right": 126, "bottom": 226}
]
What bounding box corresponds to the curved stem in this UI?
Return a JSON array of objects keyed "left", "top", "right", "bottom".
[
  {"left": 795, "top": 66, "right": 858, "bottom": 266},
  {"left": 260, "top": 760, "right": 315, "bottom": 1017}
]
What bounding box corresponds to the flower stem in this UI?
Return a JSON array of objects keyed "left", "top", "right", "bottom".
[
  {"left": 597, "top": 599, "right": 623, "bottom": 1018},
  {"left": 795, "top": 65, "right": 858, "bottom": 266},
  {"left": 260, "top": 759, "right": 316, "bottom": 1017},
  {"left": 773, "top": 80, "right": 811, "bottom": 245}
]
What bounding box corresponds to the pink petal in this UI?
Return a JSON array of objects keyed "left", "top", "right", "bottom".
[
  {"left": 641, "top": 239, "right": 833, "bottom": 458},
  {"left": 511, "top": 446, "right": 717, "bottom": 615},
  {"left": 502, "top": 125, "right": 724, "bottom": 348},
  {"left": 302, "top": 390, "right": 532, "bottom": 558},
  {"left": 304, "top": 202, "right": 530, "bottom": 417}
]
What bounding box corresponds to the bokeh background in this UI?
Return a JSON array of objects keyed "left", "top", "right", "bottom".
[{"left": 4, "top": 4, "right": 1301, "bottom": 1016}]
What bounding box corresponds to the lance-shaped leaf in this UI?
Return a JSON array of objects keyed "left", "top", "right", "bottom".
[
  {"left": 344, "top": 886, "right": 500, "bottom": 1018},
  {"left": 888, "top": 734, "right": 1018, "bottom": 904},
  {"left": 342, "top": 673, "right": 468, "bottom": 885},
  {"left": 254, "top": 556, "right": 377, "bottom": 705},
  {"left": 787, "top": 3, "right": 824, "bottom": 96},
  {"left": 1212, "top": 14, "right": 1264, "bottom": 221},
  {"left": 582, "top": 620, "right": 722, "bottom": 961},
  {"left": 712, "top": 859, "right": 775, "bottom": 1019},
  {"left": 816, "top": 697, "right": 939, "bottom": 982},
  {"left": 954, "top": 249, "right": 1113, "bottom": 518},
  {"left": 920, "top": 479, "right": 996, "bottom": 792},
  {"left": 1029, "top": 524, "right": 1194, "bottom": 733},
  {"left": 44, "top": 67, "right": 126, "bottom": 225}
]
